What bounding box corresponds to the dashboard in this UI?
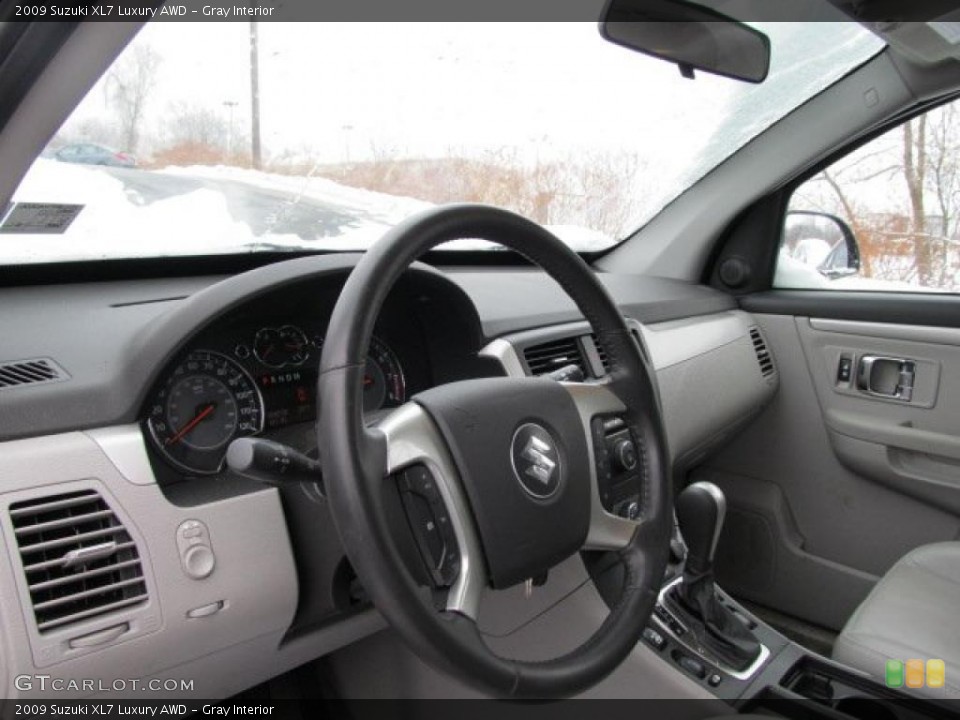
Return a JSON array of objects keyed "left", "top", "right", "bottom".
[{"left": 0, "top": 255, "right": 776, "bottom": 699}]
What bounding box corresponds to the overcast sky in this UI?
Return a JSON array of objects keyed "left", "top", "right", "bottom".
[{"left": 75, "top": 22, "right": 878, "bottom": 171}]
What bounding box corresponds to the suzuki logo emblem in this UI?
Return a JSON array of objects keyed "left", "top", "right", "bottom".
[
  {"left": 521, "top": 435, "right": 557, "bottom": 485},
  {"left": 511, "top": 423, "right": 562, "bottom": 499}
]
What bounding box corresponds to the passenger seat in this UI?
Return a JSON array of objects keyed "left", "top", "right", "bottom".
[{"left": 833, "top": 542, "right": 960, "bottom": 698}]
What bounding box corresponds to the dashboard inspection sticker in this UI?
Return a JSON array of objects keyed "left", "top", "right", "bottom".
[{"left": 0, "top": 202, "right": 83, "bottom": 234}]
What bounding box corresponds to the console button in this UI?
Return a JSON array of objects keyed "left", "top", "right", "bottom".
[
  {"left": 708, "top": 673, "right": 723, "bottom": 688},
  {"left": 642, "top": 627, "right": 666, "bottom": 651},
  {"left": 677, "top": 655, "right": 706, "bottom": 679}
]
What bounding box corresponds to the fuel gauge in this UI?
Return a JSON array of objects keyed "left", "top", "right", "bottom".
[{"left": 253, "top": 327, "right": 284, "bottom": 369}]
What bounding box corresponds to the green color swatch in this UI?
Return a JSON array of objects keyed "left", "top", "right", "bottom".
[{"left": 886, "top": 659, "right": 904, "bottom": 688}]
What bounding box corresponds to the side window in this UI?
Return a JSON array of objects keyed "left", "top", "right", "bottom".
[{"left": 775, "top": 97, "right": 959, "bottom": 293}]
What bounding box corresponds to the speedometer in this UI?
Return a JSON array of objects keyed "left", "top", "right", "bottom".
[{"left": 146, "top": 350, "right": 264, "bottom": 474}]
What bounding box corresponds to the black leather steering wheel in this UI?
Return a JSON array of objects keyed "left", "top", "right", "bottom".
[{"left": 318, "top": 205, "right": 672, "bottom": 698}]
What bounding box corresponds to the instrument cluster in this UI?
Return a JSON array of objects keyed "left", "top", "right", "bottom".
[{"left": 144, "top": 323, "right": 407, "bottom": 475}]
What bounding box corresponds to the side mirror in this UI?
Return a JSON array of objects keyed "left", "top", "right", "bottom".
[
  {"left": 783, "top": 211, "right": 861, "bottom": 279},
  {"left": 598, "top": 0, "right": 771, "bottom": 84}
]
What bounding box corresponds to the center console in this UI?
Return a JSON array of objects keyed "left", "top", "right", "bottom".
[{"left": 599, "top": 481, "right": 959, "bottom": 719}]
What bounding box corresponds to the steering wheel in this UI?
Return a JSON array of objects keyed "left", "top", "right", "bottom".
[{"left": 318, "top": 205, "right": 671, "bottom": 698}]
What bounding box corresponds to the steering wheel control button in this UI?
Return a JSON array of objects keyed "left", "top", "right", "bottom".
[
  {"left": 510, "top": 423, "right": 562, "bottom": 500},
  {"left": 406, "top": 465, "right": 441, "bottom": 502},
  {"left": 397, "top": 466, "right": 459, "bottom": 587},
  {"left": 592, "top": 415, "right": 643, "bottom": 515},
  {"left": 176, "top": 519, "right": 216, "bottom": 580},
  {"left": 613, "top": 438, "right": 638, "bottom": 471}
]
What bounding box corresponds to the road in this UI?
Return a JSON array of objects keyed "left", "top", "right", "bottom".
[{"left": 101, "top": 166, "right": 371, "bottom": 242}]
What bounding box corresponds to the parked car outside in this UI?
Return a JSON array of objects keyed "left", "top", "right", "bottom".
[{"left": 54, "top": 142, "right": 136, "bottom": 168}]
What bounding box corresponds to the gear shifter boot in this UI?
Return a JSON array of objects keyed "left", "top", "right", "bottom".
[
  {"left": 667, "top": 572, "right": 761, "bottom": 672},
  {"left": 671, "top": 481, "right": 760, "bottom": 672}
]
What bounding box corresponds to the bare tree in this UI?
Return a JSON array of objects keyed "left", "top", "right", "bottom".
[
  {"left": 791, "top": 100, "right": 960, "bottom": 290},
  {"left": 901, "top": 116, "right": 936, "bottom": 286},
  {"left": 926, "top": 103, "right": 960, "bottom": 287},
  {"left": 106, "top": 43, "right": 161, "bottom": 153},
  {"left": 166, "top": 103, "right": 229, "bottom": 149}
]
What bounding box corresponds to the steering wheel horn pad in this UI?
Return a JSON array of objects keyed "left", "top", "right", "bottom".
[{"left": 318, "top": 204, "right": 672, "bottom": 698}]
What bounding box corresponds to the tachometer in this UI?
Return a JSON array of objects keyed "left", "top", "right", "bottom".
[{"left": 146, "top": 350, "right": 264, "bottom": 474}]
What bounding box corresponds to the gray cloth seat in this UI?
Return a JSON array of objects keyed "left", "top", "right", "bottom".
[{"left": 833, "top": 542, "right": 960, "bottom": 698}]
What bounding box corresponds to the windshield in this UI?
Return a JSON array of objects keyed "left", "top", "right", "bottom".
[{"left": 2, "top": 21, "right": 883, "bottom": 263}]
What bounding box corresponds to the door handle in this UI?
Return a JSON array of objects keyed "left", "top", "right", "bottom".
[{"left": 857, "top": 356, "right": 916, "bottom": 402}]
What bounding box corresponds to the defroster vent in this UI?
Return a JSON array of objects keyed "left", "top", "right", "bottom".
[
  {"left": 0, "top": 358, "right": 67, "bottom": 389},
  {"left": 9, "top": 489, "right": 147, "bottom": 633}
]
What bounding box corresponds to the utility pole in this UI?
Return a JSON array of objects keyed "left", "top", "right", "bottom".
[
  {"left": 223, "top": 100, "right": 238, "bottom": 156},
  {"left": 249, "top": 21, "right": 262, "bottom": 170}
]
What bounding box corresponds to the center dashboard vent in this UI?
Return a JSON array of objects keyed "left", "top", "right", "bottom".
[
  {"left": 523, "top": 337, "right": 587, "bottom": 377},
  {"left": 749, "top": 327, "right": 775, "bottom": 378},
  {"left": 9, "top": 489, "right": 148, "bottom": 633}
]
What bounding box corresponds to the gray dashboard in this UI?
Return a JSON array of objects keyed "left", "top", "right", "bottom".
[
  {"left": 0, "top": 257, "right": 735, "bottom": 442},
  {"left": 0, "top": 256, "right": 773, "bottom": 699}
]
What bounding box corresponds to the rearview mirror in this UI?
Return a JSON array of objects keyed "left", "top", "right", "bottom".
[{"left": 599, "top": 0, "right": 771, "bottom": 84}]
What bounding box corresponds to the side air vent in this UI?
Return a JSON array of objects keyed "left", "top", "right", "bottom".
[
  {"left": 9, "top": 490, "right": 147, "bottom": 633},
  {"left": 523, "top": 337, "right": 587, "bottom": 377},
  {"left": 0, "top": 358, "right": 67, "bottom": 389},
  {"left": 591, "top": 334, "right": 611, "bottom": 375},
  {"left": 749, "top": 327, "right": 775, "bottom": 378},
  {"left": 590, "top": 327, "right": 646, "bottom": 376}
]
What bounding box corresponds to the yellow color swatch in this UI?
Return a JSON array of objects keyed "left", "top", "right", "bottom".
[
  {"left": 905, "top": 659, "right": 925, "bottom": 688},
  {"left": 927, "top": 659, "right": 946, "bottom": 689}
]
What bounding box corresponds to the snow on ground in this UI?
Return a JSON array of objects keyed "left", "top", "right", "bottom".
[
  {"left": 161, "top": 164, "right": 617, "bottom": 251},
  {"left": 4, "top": 159, "right": 264, "bottom": 262},
  {"left": 3, "top": 159, "right": 613, "bottom": 263},
  {"left": 161, "top": 164, "right": 433, "bottom": 226}
]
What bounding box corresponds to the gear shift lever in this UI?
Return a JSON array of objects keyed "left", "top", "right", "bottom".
[
  {"left": 676, "top": 481, "right": 726, "bottom": 578},
  {"left": 669, "top": 481, "right": 761, "bottom": 671}
]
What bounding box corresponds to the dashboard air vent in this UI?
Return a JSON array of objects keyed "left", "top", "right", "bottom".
[
  {"left": 591, "top": 333, "right": 611, "bottom": 375},
  {"left": 9, "top": 490, "right": 147, "bottom": 633},
  {"left": 523, "top": 337, "right": 587, "bottom": 377},
  {"left": 0, "top": 358, "right": 66, "bottom": 389},
  {"left": 749, "top": 327, "right": 775, "bottom": 378}
]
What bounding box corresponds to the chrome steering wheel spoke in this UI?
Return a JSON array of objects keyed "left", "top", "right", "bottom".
[
  {"left": 562, "top": 381, "right": 643, "bottom": 552},
  {"left": 375, "top": 402, "right": 486, "bottom": 620}
]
